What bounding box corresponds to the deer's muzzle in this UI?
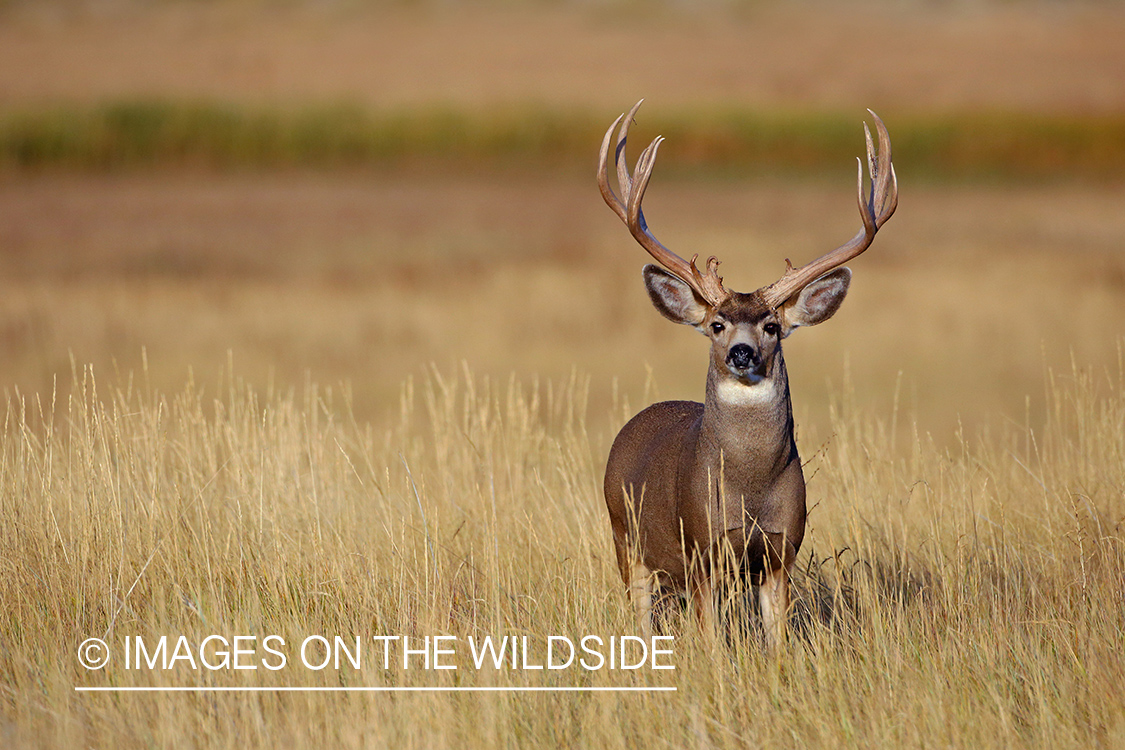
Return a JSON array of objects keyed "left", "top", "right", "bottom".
[{"left": 726, "top": 343, "right": 760, "bottom": 373}]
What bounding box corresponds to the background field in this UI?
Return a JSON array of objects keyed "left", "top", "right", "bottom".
[{"left": 1, "top": 1, "right": 1123, "bottom": 748}]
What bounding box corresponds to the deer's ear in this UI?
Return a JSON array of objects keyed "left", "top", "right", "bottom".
[
  {"left": 778, "top": 267, "right": 851, "bottom": 336},
  {"left": 643, "top": 265, "right": 709, "bottom": 330}
]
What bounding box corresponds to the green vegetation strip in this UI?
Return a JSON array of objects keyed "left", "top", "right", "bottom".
[{"left": 2, "top": 100, "right": 1123, "bottom": 179}]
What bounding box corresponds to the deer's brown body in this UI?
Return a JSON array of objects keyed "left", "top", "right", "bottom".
[
  {"left": 605, "top": 303, "right": 805, "bottom": 587},
  {"left": 597, "top": 101, "right": 897, "bottom": 645}
]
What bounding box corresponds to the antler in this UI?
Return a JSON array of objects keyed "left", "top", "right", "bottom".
[
  {"left": 760, "top": 110, "right": 898, "bottom": 310},
  {"left": 598, "top": 100, "right": 730, "bottom": 308}
]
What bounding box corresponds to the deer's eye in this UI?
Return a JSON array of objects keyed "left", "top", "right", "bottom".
[
  {"left": 710, "top": 321, "right": 726, "bottom": 335},
  {"left": 763, "top": 322, "right": 781, "bottom": 337}
]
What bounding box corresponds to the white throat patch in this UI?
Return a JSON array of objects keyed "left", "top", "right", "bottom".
[{"left": 715, "top": 376, "right": 777, "bottom": 407}]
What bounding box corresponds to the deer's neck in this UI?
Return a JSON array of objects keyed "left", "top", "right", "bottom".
[{"left": 700, "top": 354, "right": 796, "bottom": 476}]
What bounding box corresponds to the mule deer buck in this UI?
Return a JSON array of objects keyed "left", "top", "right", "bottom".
[{"left": 599, "top": 101, "right": 897, "bottom": 647}]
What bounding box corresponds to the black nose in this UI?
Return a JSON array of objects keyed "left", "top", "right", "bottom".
[{"left": 727, "top": 344, "right": 759, "bottom": 370}]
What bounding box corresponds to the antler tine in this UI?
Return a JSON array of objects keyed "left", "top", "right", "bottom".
[
  {"left": 598, "top": 100, "right": 729, "bottom": 307},
  {"left": 760, "top": 111, "right": 898, "bottom": 310},
  {"left": 597, "top": 99, "right": 648, "bottom": 224},
  {"left": 597, "top": 112, "right": 627, "bottom": 223},
  {"left": 625, "top": 136, "right": 663, "bottom": 234},
  {"left": 864, "top": 122, "right": 877, "bottom": 202},
  {"left": 884, "top": 163, "right": 899, "bottom": 222},
  {"left": 616, "top": 99, "right": 644, "bottom": 205},
  {"left": 868, "top": 109, "right": 896, "bottom": 224}
]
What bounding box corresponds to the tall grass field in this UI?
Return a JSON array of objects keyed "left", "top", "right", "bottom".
[
  {"left": 1, "top": 354, "right": 1122, "bottom": 748},
  {"left": 2, "top": 2, "right": 1124, "bottom": 747}
]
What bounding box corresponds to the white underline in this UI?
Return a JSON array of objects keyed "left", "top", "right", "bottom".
[{"left": 75, "top": 686, "right": 676, "bottom": 693}]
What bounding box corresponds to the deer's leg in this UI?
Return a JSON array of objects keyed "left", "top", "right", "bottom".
[
  {"left": 690, "top": 569, "right": 719, "bottom": 644},
  {"left": 627, "top": 561, "right": 654, "bottom": 639},
  {"left": 759, "top": 564, "right": 790, "bottom": 650},
  {"left": 758, "top": 533, "right": 795, "bottom": 650}
]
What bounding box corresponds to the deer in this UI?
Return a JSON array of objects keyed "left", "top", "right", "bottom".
[{"left": 598, "top": 100, "right": 897, "bottom": 648}]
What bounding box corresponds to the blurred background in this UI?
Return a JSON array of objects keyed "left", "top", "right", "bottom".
[{"left": 0, "top": 0, "right": 1122, "bottom": 442}]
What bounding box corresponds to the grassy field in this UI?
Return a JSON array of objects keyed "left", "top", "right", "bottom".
[
  {"left": 2, "top": 1, "right": 1125, "bottom": 747},
  {"left": 1, "top": 356, "right": 1122, "bottom": 747}
]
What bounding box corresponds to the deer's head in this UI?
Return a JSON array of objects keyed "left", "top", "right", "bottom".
[
  {"left": 643, "top": 264, "right": 852, "bottom": 392},
  {"left": 598, "top": 100, "right": 897, "bottom": 396}
]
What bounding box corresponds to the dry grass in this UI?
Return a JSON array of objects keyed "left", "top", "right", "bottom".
[
  {"left": 0, "top": 353, "right": 1122, "bottom": 748},
  {"left": 1, "top": 166, "right": 1123, "bottom": 749}
]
